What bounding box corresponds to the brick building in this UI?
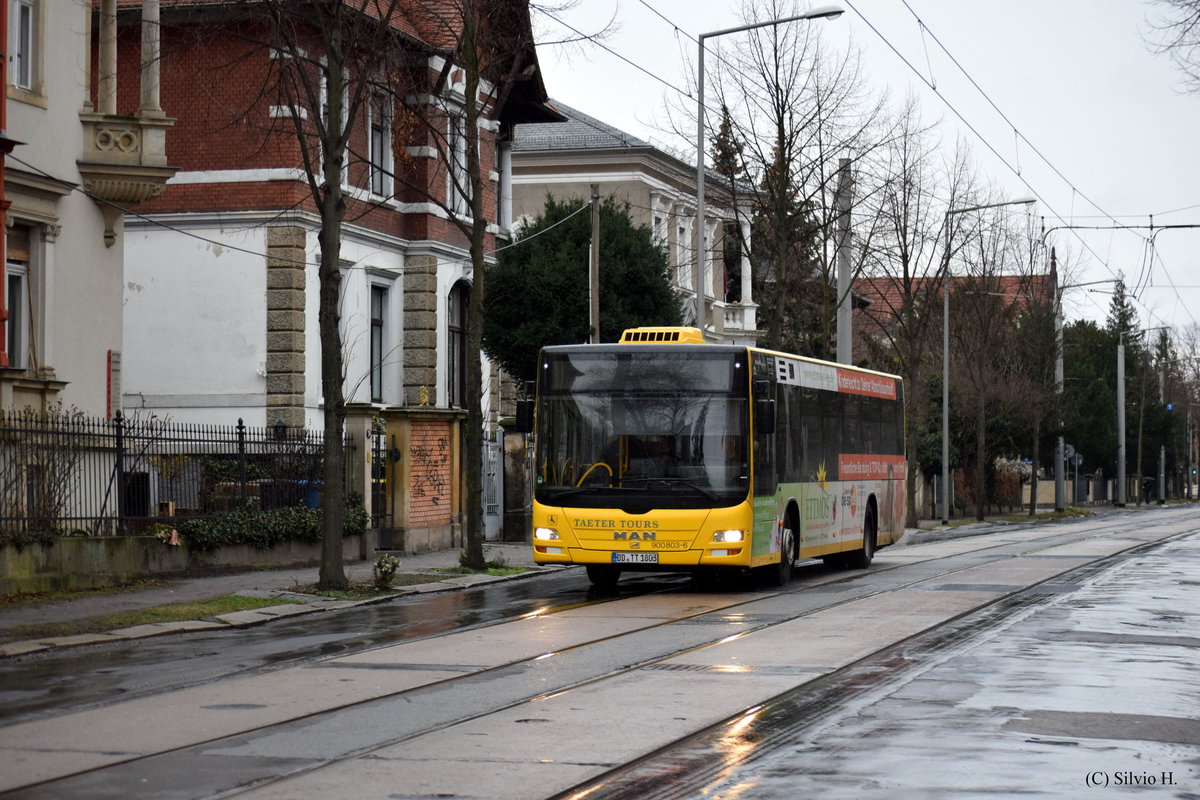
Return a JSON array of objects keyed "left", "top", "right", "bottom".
[{"left": 109, "top": 0, "right": 558, "bottom": 548}]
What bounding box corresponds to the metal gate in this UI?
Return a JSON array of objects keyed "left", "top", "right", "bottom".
[{"left": 484, "top": 427, "right": 502, "bottom": 539}]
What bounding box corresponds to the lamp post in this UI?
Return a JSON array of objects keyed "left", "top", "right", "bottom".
[
  {"left": 1117, "top": 325, "right": 1168, "bottom": 506},
  {"left": 694, "top": 6, "right": 843, "bottom": 337},
  {"left": 940, "top": 197, "right": 1036, "bottom": 525},
  {"left": 1039, "top": 223, "right": 1125, "bottom": 511}
]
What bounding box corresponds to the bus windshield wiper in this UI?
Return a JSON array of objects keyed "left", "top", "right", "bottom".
[{"left": 619, "top": 476, "right": 719, "bottom": 500}]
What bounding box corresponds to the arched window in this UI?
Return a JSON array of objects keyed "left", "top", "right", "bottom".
[{"left": 448, "top": 281, "right": 469, "bottom": 408}]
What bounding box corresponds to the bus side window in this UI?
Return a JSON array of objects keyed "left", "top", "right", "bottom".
[
  {"left": 862, "top": 396, "right": 880, "bottom": 454},
  {"left": 843, "top": 395, "right": 861, "bottom": 454},
  {"left": 822, "top": 392, "right": 842, "bottom": 468},
  {"left": 800, "top": 388, "right": 820, "bottom": 478}
]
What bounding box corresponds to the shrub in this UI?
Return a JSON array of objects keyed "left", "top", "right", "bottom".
[
  {"left": 0, "top": 528, "right": 56, "bottom": 549},
  {"left": 180, "top": 496, "right": 368, "bottom": 552},
  {"left": 373, "top": 553, "right": 400, "bottom": 588}
]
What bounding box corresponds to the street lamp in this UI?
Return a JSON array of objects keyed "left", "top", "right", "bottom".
[
  {"left": 693, "top": 6, "right": 843, "bottom": 337},
  {"left": 1116, "top": 325, "right": 1168, "bottom": 507},
  {"left": 940, "top": 197, "right": 1036, "bottom": 525}
]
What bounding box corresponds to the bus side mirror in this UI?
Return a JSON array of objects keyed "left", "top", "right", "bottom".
[
  {"left": 755, "top": 398, "right": 776, "bottom": 436},
  {"left": 515, "top": 399, "right": 534, "bottom": 433}
]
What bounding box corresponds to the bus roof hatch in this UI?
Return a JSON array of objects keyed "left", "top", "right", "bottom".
[{"left": 619, "top": 327, "right": 706, "bottom": 344}]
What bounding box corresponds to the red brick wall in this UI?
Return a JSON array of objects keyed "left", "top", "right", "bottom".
[
  {"left": 113, "top": 13, "right": 500, "bottom": 247},
  {"left": 407, "top": 418, "right": 453, "bottom": 527}
]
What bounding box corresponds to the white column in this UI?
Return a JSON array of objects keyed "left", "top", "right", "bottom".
[
  {"left": 140, "top": 0, "right": 165, "bottom": 117},
  {"left": 99, "top": 0, "right": 118, "bottom": 115}
]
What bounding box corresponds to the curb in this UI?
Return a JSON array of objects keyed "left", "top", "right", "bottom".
[{"left": 0, "top": 564, "right": 572, "bottom": 659}]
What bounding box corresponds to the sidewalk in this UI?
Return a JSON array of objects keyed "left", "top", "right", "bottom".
[{"left": 0, "top": 542, "right": 558, "bottom": 658}]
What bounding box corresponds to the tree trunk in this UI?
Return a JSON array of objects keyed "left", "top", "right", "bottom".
[
  {"left": 1028, "top": 413, "right": 1041, "bottom": 516},
  {"left": 316, "top": 33, "right": 348, "bottom": 591},
  {"left": 460, "top": 2, "right": 487, "bottom": 570},
  {"left": 975, "top": 382, "right": 986, "bottom": 522}
]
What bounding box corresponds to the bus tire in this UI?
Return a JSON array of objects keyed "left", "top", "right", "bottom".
[
  {"left": 586, "top": 564, "right": 621, "bottom": 590},
  {"left": 762, "top": 526, "right": 796, "bottom": 587},
  {"left": 846, "top": 505, "right": 877, "bottom": 569}
]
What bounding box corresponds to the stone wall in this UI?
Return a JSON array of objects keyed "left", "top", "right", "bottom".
[{"left": 0, "top": 534, "right": 365, "bottom": 595}]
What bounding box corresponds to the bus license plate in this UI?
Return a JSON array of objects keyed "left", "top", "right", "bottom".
[{"left": 612, "top": 552, "right": 658, "bottom": 564}]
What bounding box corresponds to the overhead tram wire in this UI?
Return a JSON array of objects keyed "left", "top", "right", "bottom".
[
  {"left": 543, "top": 2, "right": 1189, "bottom": 330},
  {"left": 6, "top": 151, "right": 588, "bottom": 273},
  {"left": 843, "top": 0, "right": 1186, "bottom": 330},
  {"left": 538, "top": 9, "right": 694, "bottom": 103},
  {"left": 897, "top": 0, "right": 1122, "bottom": 230},
  {"left": 893, "top": 0, "right": 1196, "bottom": 328}
]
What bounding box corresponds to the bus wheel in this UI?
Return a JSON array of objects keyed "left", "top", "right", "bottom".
[
  {"left": 846, "top": 507, "right": 877, "bottom": 569},
  {"left": 762, "top": 527, "right": 795, "bottom": 587},
  {"left": 586, "top": 564, "right": 621, "bottom": 590}
]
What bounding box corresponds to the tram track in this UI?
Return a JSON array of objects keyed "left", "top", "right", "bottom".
[
  {"left": 3, "top": 507, "right": 1196, "bottom": 799},
  {"left": 559, "top": 525, "right": 1200, "bottom": 800}
]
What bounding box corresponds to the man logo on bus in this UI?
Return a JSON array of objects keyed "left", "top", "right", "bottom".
[{"left": 613, "top": 531, "right": 656, "bottom": 541}]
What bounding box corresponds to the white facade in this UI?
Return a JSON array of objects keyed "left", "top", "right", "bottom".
[
  {"left": 122, "top": 210, "right": 476, "bottom": 428},
  {"left": 4, "top": 0, "right": 125, "bottom": 416},
  {"left": 122, "top": 219, "right": 274, "bottom": 426}
]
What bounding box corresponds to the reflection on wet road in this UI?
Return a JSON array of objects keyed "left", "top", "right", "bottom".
[
  {"left": 571, "top": 527, "right": 1200, "bottom": 799},
  {"left": 2, "top": 507, "right": 1197, "bottom": 799}
]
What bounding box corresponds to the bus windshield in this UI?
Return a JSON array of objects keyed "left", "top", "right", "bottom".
[{"left": 535, "top": 350, "right": 749, "bottom": 509}]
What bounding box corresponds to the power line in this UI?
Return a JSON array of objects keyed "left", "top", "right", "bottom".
[
  {"left": 889, "top": 0, "right": 1200, "bottom": 332},
  {"left": 843, "top": 0, "right": 1190, "bottom": 332},
  {"left": 6, "top": 151, "right": 586, "bottom": 272}
]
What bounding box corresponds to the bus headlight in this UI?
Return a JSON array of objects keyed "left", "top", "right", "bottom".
[
  {"left": 534, "top": 527, "right": 560, "bottom": 541},
  {"left": 713, "top": 530, "right": 744, "bottom": 543}
]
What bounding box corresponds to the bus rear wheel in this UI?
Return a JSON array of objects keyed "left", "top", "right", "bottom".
[
  {"left": 845, "top": 506, "right": 877, "bottom": 569},
  {"left": 586, "top": 564, "right": 621, "bottom": 590},
  {"left": 761, "top": 526, "right": 795, "bottom": 587}
]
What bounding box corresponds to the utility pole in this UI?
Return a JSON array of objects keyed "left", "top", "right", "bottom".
[
  {"left": 1052, "top": 248, "right": 1064, "bottom": 512},
  {"left": 1159, "top": 370, "right": 1166, "bottom": 504},
  {"left": 1117, "top": 336, "right": 1126, "bottom": 506},
  {"left": 835, "top": 158, "right": 853, "bottom": 365},
  {"left": 589, "top": 184, "right": 600, "bottom": 343}
]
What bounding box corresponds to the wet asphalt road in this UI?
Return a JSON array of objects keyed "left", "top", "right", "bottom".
[
  {"left": 564, "top": 518, "right": 1200, "bottom": 799},
  {"left": 1, "top": 506, "right": 1197, "bottom": 798},
  {"left": 0, "top": 569, "right": 607, "bottom": 725}
]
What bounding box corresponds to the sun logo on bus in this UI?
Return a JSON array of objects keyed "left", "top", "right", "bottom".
[{"left": 816, "top": 461, "right": 828, "bottom": 491}]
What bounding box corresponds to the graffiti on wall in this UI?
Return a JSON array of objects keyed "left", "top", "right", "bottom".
[
  {"left": 410, "top": 436, "right": 448, "bottom": 502},
  {"left": 408, "top": 420, "right": 452, "bottom": 526}
]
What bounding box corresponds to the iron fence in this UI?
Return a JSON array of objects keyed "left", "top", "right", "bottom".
[{"left": 0, "top": 410, "right": 353, "bottom": 536}]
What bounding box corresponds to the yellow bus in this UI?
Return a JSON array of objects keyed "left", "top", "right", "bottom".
[{"left": 518, "top": 327, "right": 906, "bottom": 589}]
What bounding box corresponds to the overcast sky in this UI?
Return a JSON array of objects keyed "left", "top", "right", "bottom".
[{"left": 532, "top": 0, "right": 1200, "bottom": 336}]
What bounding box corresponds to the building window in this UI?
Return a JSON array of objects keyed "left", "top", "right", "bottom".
[
  {"left": 6, "top": 270, "right": 25, "bottom": 369},
  {"left": 447, "top": 113, "right": 471, "bottom": 216},
  {"left": 8, "top": 0, "right": 35, "bottom": 91},
  {"left": 370, "top": 285, "right": 387, "bottom": 402},
  {"left": 5, "top": 226, "right": 31, "bottom": 370},
  {"left": 677, "top": 224, "right": 689, "bottom": 288},
  {"left": 447, "top": 282, "right": 469, "bottom": 409},
  {"left": 319, "top": 67, "right": 349, "bottom": 185},
  {"left": 369, "top": 93, "right": 392, "bottom": 197}
]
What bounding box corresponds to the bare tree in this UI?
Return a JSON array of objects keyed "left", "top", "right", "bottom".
[
  {"left": 674, "top": 0, "right": 888, "bottom": 357},
  {"left": 855, "top": 101, "right": 976, "bottom": 525},
  {"left": 168, "top": 0, "right": 549, "bottom": 583},
  {"left": 260, "top": 0, "right": 408, "bottom": 588},
  {"left": 1145, "top": 0, "right": 1200, "bottom": 91},
  {"left": 949, "top": 202, "right": 1036, "bottom": 520}
]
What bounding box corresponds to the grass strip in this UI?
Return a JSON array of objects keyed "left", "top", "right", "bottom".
[
  {"left": 0, "top": 594, "right": 303, "bottom": 645},
  {"left": 432, "top": 565, "right": 529, "bottom": 577}
]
